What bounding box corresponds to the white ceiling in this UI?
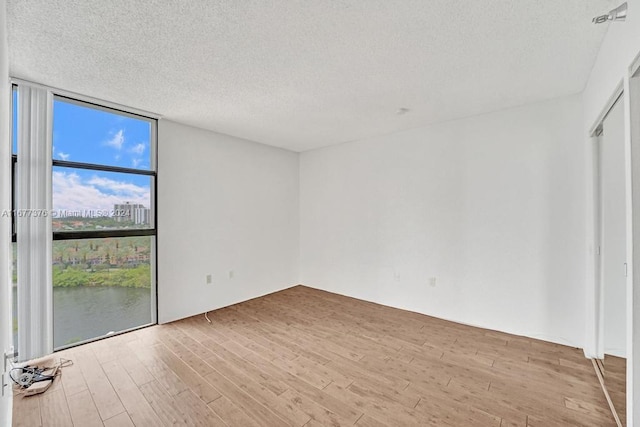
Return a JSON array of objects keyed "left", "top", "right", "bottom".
[{"left": 8, "top": 0, "right": 616, "bottom": 152}]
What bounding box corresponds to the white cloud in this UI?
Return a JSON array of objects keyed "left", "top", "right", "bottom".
[
  {"left": 130, "top": 143, "right": 146, "bottom": 155},
  {"left": 87, "top": 176, "right": 149, "bottom": 197},
  {"left": 104, "top": 129, "right": 125, "bottom": 150},
  {"left": 132, "top": 158, "right": 141, "bottom": 168},
  {"left": 58, "top": 152, "right": 70, "bottom": 161},
  {"left": 52, "top": 171, "right": 150, "bottom": 214}
]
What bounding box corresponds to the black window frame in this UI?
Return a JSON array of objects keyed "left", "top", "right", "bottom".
[
  {"left": 11, "top": 85, "right": 16, "bottom": 242},
  {"left": 49, "top": 94, "right": 158, "bottom": 241},
  {"left": 11, "top": 154, "right": 16, "bottom": 242}
]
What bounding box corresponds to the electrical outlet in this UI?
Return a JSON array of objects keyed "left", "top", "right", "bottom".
[
  {"left": 429, "top": 277, "right": 437, "bottom": 287},
  {"left": 228, "top": 270, "right": 234, "bottom": 279},
  {"left": 206, "top": 274, "right": 212, "bottom": 284}
]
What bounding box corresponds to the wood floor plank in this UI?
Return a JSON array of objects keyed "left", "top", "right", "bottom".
[
  {"left": 564, "top": 396, "right": 618, "bottom": 424},
  {"left": 74, "top": 349, "right": 126, "bottom": 421},
  {"left": 167, "top": 319, "right": 310, "bottom": 426},
  {"left": 325, "top": 353, "right": 409, "bottom": 391},
  {"left": 348, "top": 380, "right": 421, "bottom": 411},
  {"left": 205, "top": 355, "right": 311, "bottom": 426},
  {"left": 66, "top": 389, "right": 103, "bottom": 427},
  {"left": 324, "top": 382, "right": 426, "bottom": 426},
  {"left": 438, "top": 378, "right": 527, "bottom": 425},
  {"left": 39, "top": 388, "right": 73, "bottom": 427},
  {"left": 203, "top": 368, "right": 290, "bottom": 427},
  {"left": 242, "top": 351, "right": 363, "bottom": 423},
  {"left": 229, "top": 307, "right": 332, "bottom": 365},
  {"left": 119, "top": 354, "right": 155, "bottom": 388},
  {"left": 101, "top": 359, "right": 165, "bottom": 427},
  {"left": 174, "top": 389, "right": 229, "bottom": 427},
  {"left": 155, "top": 327, "right": 216, "bottom": 377},
  {"left": 270, "top": 356, "right": 334, "bottom": 390},
  {"left": 286, "top": 355, "right": 353, "bottom": 388},
  {"left": 58, "top": 351, "right": 89, "bottom": 397},
  {"left": 203, "top": 339, "right": 290, "bottom": 396},
  {"left": 103, "top": 412, "right": 134, "bottom": 427},
  {"left": 151, "top": 342, "right": 221, "bottom": 404},
  {"left": 126, "top": 340, "right": 190, "bottom": 397},
  {"left": 139, "top": 379, "right": 190, "bottom": 426},
  {"left": 413, "top": 387, "right": 502, "bottom": 427},
  {"left": 208, "top": 394, "right": 259, "bottom": 427},
  {"left": 280, "top": 388, "right": 352, "bottom": 427},
  {"left": 355, "top": 414, "right": 390, "bottom": 427}
]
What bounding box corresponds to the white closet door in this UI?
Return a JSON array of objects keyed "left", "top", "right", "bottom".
[{"left": 601, "top": 96, "right": 627, "bottom": 357}]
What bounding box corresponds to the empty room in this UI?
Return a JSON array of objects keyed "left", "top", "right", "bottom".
[{"left": 2, "top": 0, "right": 640, "bottom": 426}]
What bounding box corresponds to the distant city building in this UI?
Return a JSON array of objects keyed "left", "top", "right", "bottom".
[
  {"left": 114, "top": 202, "right": 150, "bottom": 225},
  {"left": 132, "top": 206, "right": 150, "bottom": 225}
]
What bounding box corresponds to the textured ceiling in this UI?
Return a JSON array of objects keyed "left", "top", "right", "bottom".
[{"left": 7, "top": 0, "right": 615, "bottom": 151}]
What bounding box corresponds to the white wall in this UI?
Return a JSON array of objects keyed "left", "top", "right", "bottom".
[
  {"left": 300, "top": 95, "right": 586, "bottom": 347},
  {"left": 0, "top": 0, "right": 13, "bottom": 424},
  {"left": 157, "top": 120, "right": 299, "bottom": 324}
]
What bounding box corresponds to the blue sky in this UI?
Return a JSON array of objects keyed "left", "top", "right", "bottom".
[
  {"left": 13, "top": 92, "right": 153, "bottom": 214},
  {"left": 52, "top": 98, "right": 151, "bottom": 170}
]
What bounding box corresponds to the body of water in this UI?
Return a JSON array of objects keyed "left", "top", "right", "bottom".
[{"left": 13, "top": 286, "right": 153, "bottom": 350}]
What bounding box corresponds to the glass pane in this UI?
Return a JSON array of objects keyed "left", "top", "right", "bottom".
[
  {"left": 53, "top": 96, "right": 153, "bottom": 170},
  {"left": 53, "top": 166, "right": 153, "bottom": 231},
  {"left": 53, "top": 236, "right": 153, "bottom": 349}
]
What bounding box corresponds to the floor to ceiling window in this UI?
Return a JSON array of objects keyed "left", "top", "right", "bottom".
[
  {"left": 11, "top": 82, "right": 157, "bottom": 357},
  {"left": 10, "top": 87, "right": 17, "bottom": 353}
]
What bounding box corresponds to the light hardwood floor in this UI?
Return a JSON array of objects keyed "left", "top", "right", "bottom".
[
  {"left": 603, "top": 355, "right": 626, "bottom": 426},
  {"left": 13, "top": 285, "right": 615, "bottom": 426}
]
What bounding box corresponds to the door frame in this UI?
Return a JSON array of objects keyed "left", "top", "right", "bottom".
[
  {"left": 627, "top": 50, "right": 640, "bottom": 427},
  {"left": 586, "top": 48, "right": 640, "bottom": 427},
  {"left": 587, "top": 83, "right": 624, "bottom": 361}
]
